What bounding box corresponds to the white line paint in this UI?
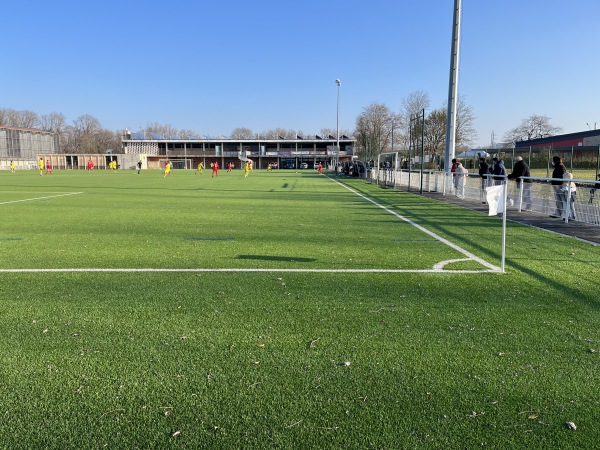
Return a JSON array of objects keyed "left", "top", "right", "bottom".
[
  {"left": 0, "top": 267, "right": 498, "bottom": 274},
  {"left": 0, "top": 192, "right": 83, "bottom": 205},
  {"left": 328, "top": 177, "right": 502, "bottom": 272}
]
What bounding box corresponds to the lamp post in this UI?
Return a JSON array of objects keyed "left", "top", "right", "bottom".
[{"left": 335, "top": 79, "right": 341, "bottom": 172}]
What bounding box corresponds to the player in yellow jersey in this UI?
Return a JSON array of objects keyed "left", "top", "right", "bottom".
[
  {"left": 38, "top": 158, "right": 44, "bottom": 176},
  {"left": 10, "top": 160, "right": 15, "bottom": 173},
  {"left": 243, "top": 161, "right": 250, "bottom": 177},
  {"left": 195, "top": 162, "right": 204, "bottom": 174},
  {"left": 163, "top": 161, "right": 171, "bottom": 177}
]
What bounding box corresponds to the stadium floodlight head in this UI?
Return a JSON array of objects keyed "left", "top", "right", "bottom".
[{"left": 335, "top": 79, "right": 341, "bottom": 86}]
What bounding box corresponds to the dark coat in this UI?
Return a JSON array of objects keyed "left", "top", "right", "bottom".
[
  {"left": 492, "top": 160, "right": 507, "bottom": 180},
  {"left": 478, "top": 161, "right": 490, "bottom": 177},
  {"left": 551, "top": 164, "right": 566, "bottom": 185},
  {"left": 507, "top": 160, "right": 532, "bottom": 183}
]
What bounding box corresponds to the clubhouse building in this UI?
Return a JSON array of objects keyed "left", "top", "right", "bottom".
[{"left": 121, "top": 131, "right": 356, "bottom": 170}]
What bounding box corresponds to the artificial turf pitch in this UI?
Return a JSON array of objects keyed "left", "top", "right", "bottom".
[{"left": 0, "top": 168, "right": 599, "bottom": 448}]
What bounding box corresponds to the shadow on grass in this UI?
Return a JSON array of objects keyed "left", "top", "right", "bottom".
[{"left": 237, "top": 255, "right": 317, "bottom": 263}]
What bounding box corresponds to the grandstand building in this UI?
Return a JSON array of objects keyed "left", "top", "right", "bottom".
[
  {"left": 0, "top": 126, "right": 60, "bottom": 169},
  {"left": 121, "top": 130, "right": 356, "bottom": 170}
]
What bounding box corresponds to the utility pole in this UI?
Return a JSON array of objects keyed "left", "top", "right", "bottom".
[{"left": 444, "top": 0, "right": 461, "bottom": 172}]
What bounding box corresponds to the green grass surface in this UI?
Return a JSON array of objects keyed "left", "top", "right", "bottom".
[{"left": 1, "top": 168, "right": 599, "bottom": 448}]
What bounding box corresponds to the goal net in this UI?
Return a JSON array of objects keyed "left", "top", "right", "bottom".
[{"left": 159, "top": 159, "right": 194, "bottom": 170}]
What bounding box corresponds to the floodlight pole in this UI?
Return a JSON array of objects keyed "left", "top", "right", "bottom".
[
  {"left": 444, "top": 0, "right": 461, "bottom": 172},
  {"left": 336, "top": 79, "right": 341, "bottom": 173}
]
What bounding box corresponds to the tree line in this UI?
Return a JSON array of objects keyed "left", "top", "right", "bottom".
[
  {"left": 1, "top": 102, "right": 562, "bottom": 158},
  {"left": 0, "top": 108, "right": 121, "bottom": 154}
]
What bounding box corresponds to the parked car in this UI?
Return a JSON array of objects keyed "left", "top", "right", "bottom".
[{"left": 299, "top": 163, "right": 308, "bottom": 169}]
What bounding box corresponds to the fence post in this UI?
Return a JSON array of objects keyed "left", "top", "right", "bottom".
[
  {"left": 518, "top": 181, "right": 524, "bottom": 212},
  {"left": 570, "top": 146, "right": 574, "bottom": 173}
]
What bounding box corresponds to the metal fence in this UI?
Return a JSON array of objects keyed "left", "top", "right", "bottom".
[{"left": 371, "top": 169, "right": 600, "bottom": 226}]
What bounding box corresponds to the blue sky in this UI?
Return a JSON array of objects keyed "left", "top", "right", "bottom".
[{"left": 3, "top": 0, "right": 599, "bottom": 146}]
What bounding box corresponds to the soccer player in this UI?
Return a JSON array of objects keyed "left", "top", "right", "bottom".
[
  {"left": 211, "top": 161, "right": 219, "bottom": 177},
  {"left": 243, "top": 161, "right": 250, "bottom": 177},
  {"left": 136, "top": 160, "right": 142, "bottom": 174},
  {"left": 38, "top": 158, "right": 44, "bottom": 176},
  {"left": 45, "top": 159, "right": 53, "bottom": 175},
  {"left": 317, "top": 162, "right": 323, "bottom": 174},
  {"left": 163, "top": 161, "right": 171, "bottom": 177},
  {"left": 87, "top": 160, "right": 95, "bottom": 173},
  {"left": 195, "top": 162, "right": 204, "bottom": 174},
  {"left": 10, "top": 160, "right": 15, "bottom": 173}
]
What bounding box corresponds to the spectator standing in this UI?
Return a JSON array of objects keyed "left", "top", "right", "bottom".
[
  {"left": 478, "top": 157, "right": 491, "bottom": 203},
  {"left": 492, "top": 157, "right": 507, "bottom": 185},
  {"left": 455, "top": 161, "right": 468, "bottom": 198},
  {"left": 451, "top": 158, "right": 458, "bottom": 192},
  {"left": 507, "top": 156, "right": 533, "bottom": 210},
  {"left": 550, "top": 156, "right": 567, "bottom": 218}
]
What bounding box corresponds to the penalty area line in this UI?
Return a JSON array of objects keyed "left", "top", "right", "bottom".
[
  {"left": 327, "top": 176, "right": 502, "bottom": 273},
  {"left": 0, "top": 267, "right": 501, "bottom": 274},
  {"left": 0, "top": 192, "right": 83, "bottom": 205}
]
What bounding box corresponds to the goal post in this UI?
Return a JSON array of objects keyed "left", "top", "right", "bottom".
[
  {"left": 158, "top": 158, "right": 194, "bottom": 170},
  {"left": 376, "top": 152, "right": 399, "bottom": 186}
]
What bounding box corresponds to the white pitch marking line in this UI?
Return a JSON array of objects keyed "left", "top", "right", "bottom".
[
  {"left": 0, "top": 192, "right": 83, "bottom": 205},
  {"left": 328, "top": 177, "right": 502, "bottom": 273},
  {"left": 0, "top": 267, "right": 498, "bottom": 274}
]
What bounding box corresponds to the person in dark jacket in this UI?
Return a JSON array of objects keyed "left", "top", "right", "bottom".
[
  {"left": 550, "top": 156, "right": 567, "bottom": 218},
  {"left": 492, "top": 157, "right": 507, "bottom": 185},
  {"left": 478, "top": 157, "right": 491, "bottom": 203},
  {"left": 507, "top": 156, "right": 533, "bottom": 210}
]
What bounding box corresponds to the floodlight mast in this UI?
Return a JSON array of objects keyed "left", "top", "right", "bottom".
[
  {"left": 444, "top": 0, "right": 461, "bottom": 172},
  {"left": 335, "top": 79, "right": 341, "bottom": 172}
]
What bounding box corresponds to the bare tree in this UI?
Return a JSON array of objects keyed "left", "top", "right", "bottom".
[
  {"left": 230, "top": 127, "right": 255, "bottom": 139},
  {"left": 0, "top": 108, "right": 10, "bottom": 126},
  {"left": 437, "top": 96, "right": 477, "bottom": 148},
  {"left": 455, "top": 97, "right": 477, "bottom": 148},
  {"left": 503, "top": 115, "right": 563, "bottom": 144},
  {"left": 73, "top": 114, "right": 102, "bottom": 136},
  {"left": 353, "top": 102, "right": 398, "bottom": 162},
  {"left": 39, "top": 112, "right": 66, "bottom": 133},
  {"left": 423, "top": 108, "right": 447, "bottom": 155},
  {"left": 319, "top": 127, "right": 353, "bottom": 139},
  {"left": 144, "top": 123, "right": 179, "bottom": 138},
  {"left": 179, "top": 129, "right": 198, "bottom": 139},
  {"left": 402, "top": 91, "right": 430, "bottom": 121},
  {"left": 261, "top": 128, "right": 296, "bottom": 139},
  {"left": 61, "top": 114, "right": 118, "bottom": 153},
  {"left": 1, "top": 109, "right": 40, "bottom": 128},
  {"left": 400, "top": 91, "right": 431, "bottom": 152}
]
